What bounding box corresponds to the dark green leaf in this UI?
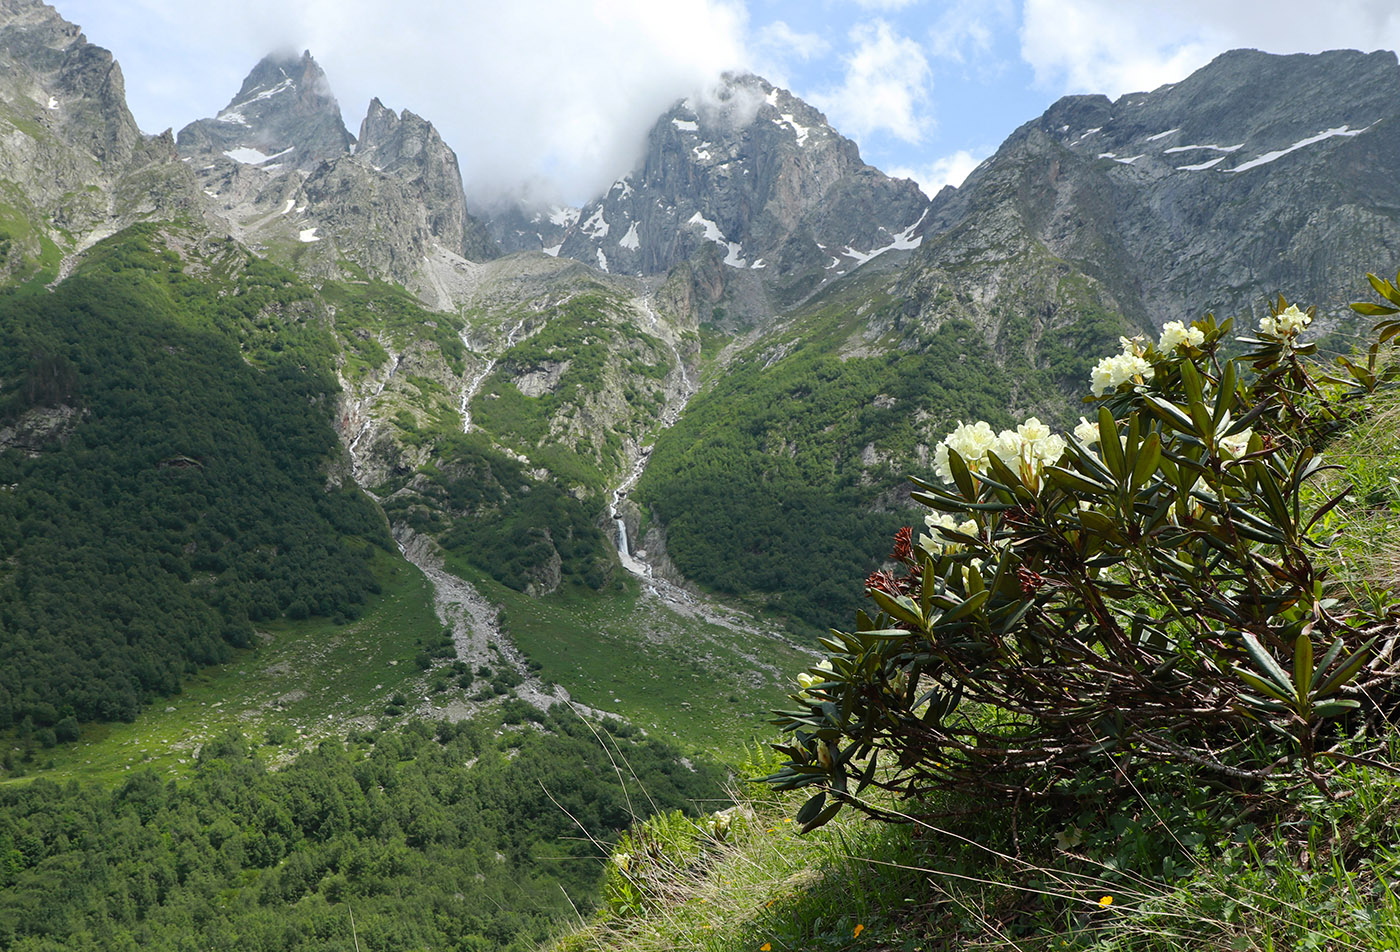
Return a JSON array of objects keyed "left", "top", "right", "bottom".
[{"left": 1241, "top": 631, "right": 1294, "bottom": 696}]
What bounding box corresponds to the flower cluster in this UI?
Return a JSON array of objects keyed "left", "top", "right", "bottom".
[
  {"left": 932, "top": 420, "right": 996, "bottom": 480},
  {"left": 1090, "top": 337, "right": 1155, "bottom": 395},
  {"left": 921, "top": 512, "right": 979, "bottom": 556},
  {"left": 934, "top": 417, "right": 1067, "bottom": 484},
  {"left": 997, "top": 417, "right": 1068, "bottom": 477},
  {"left": 1158, "top": 320, "right": 1205, "bottom": 353},
  {"left": 1258, "top": 304, "right": 1311, "bottom": 339}
]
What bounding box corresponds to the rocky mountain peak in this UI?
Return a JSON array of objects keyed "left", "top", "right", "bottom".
[
  {"left": 357, "top": 98, "right": 448, "bottom": 174},
  {"left": 0, "top": 0, "right": 200, "bottom": 279},
  {"left": 174, "top": 50, "right": 498, "bottom": 294},
  {"left": 1020, "top": 47, "right": 1398, "bottom": 171},
  {"left": 176, "top": 49, "right": 354, "bottom": 171},
  {"left": 342, "top": 96, "right": 499, "bottom": 262},
  {"left": 0, "top": 0, "right": 141, "bottom": 168},
  {"left": 489, "top": 71, "right": 928, "bottom": 316},
  {"left": 901, "top": 47, "right": 1400, "bottom": 417}
]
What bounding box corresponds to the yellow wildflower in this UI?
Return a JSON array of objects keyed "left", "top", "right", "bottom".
[{"left": 1098, "top": 895, "right": 1113, "bottom": 908}]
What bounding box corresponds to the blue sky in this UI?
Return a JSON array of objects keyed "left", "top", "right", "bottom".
[{"left": 53, "top": 1, "right": 1400, "bottom": 206}]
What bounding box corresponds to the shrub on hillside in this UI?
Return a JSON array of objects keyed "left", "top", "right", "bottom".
[{"left": 767, "top": 285, "right": 1400, "bottom": 831}]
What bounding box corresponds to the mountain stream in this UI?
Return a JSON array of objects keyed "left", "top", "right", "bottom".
[{"left": 460, "top": 315, "right": 532, "bottom": 432}]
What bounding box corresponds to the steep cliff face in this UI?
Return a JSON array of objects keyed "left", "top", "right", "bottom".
[
  {"left": 356, "top": 99, "right": 469, "bottom": 251},
  {"left": 0, "top": 0, "right": 198, "bottom": 278},
  {"left": 298, "top": 97, "right": 499, "bottom": 281},
  {"left": 489, "top": 73, "right": 929, "bottom": 316}
]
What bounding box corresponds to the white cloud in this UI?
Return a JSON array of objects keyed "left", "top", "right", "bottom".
[
  {"left": 59, "top": 0, "right": 750, "bottom": 206},
  {"left": 851, "top": 0, "right": 923, "bottom": 10},
  {"left": 811, "top": 19, "right": 932, "bottom": 144},
  {"left": 889, "top": 148, "right": 987, "bottom": 197},
  {"left": 927, "top": 0, "right": 1013, "bottom": 64},
  {"left": 757, "top": 20, "right": 830, "bottom": 61},
  {"left": 1021, "top": 0, "right": 1400, "bottom": 97}
]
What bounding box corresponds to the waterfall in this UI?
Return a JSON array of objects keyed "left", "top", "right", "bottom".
[{"left": 614, "top": 515, "right": 631, "bottom": 559}]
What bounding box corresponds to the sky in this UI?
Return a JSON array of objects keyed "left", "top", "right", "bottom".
[{"left": 52, "top": 0, "right": 1400, "bottom": 208}]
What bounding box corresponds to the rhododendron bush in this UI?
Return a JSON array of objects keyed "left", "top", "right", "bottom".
[{"left": 767, "top": 291, "right": 1400, "bottom": 832}]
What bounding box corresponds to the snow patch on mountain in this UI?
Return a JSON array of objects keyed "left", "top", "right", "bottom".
[
  {"left": 687, "top": 212, "right": 725, "bottom": 245},
  {"left": 1163, "top": 143, "right": 1243, "bottom": 154},
  {"left": 581, "top": 207, "right": 609, "bottom": 239},
  {"left": 774, "top": 114, "right": 810, "bottom": 146},
  {"left": 548, "top": 206, "right": 580, "bottom": 227},
  {"left": 224, "top": 147, "right": 270, "bottom": 164},
  {"left": 223, "top": 145, "right": 295, "bottom": 166},
  {"left": 1225, "top": 124, "right": 1369, "bottom": 173}
]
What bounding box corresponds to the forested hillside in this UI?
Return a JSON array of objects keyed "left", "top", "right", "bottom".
[
  {"left": 638, "top": 273, "right": 1050, "bottom": 632},
  {"left": 0, "top": 711, "right": 722, "bottom": 951},
  {"left": 0, "top": 226, "right": 388, "bottom": 728}
]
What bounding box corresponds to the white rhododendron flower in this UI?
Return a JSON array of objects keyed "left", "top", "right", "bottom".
[
  {"left": 1017, "top": 416, "right": 1052, "bottom": 445},
  {"left": 796, "top": 660, "right": 835, "bottom": 697},
  {"left": 960, "top": 556, "right": 986, "bottom": 588},
  {"left": 1218, "top": 428, "right": 1253, "bottom": 459},
  {"left": 991, "top": 428, "right": 1024, "bottom": 466},
  {"left": 1258, "top": 304, "right": 1311, "bottom": 339},
  {"left": 1039, "top": 433, "right": 1068, "bottom": 464},
  {"left": 933, "top": 420, "right": 997, "bottom": 481},
  {"left": 1090, "top": 352, "right": 1154, "bottom": 395},
  {"left": 935, "top": 417, "right": 1067, "bottom": 488},
  {"left": 1074, "top": 416, "right": 1100, "bottom": 445},
  {"left": 1158, "top": 320, "right": 1205, "bottom": 353},
  {"left": 1016, "top": 417, "right": 1065, "bottom": 463}
]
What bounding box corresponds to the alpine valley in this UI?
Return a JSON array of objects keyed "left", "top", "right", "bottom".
[{"left": 3, "top": 0, "right": 1400, "bottom": 948}]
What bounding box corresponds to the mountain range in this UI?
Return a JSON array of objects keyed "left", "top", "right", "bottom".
[
  {"left": 6, "top": 2, "right": 1400, "bottom": 947},
  {"left": 3, "top": 0, "right": 1400, "bottom": 730}
]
